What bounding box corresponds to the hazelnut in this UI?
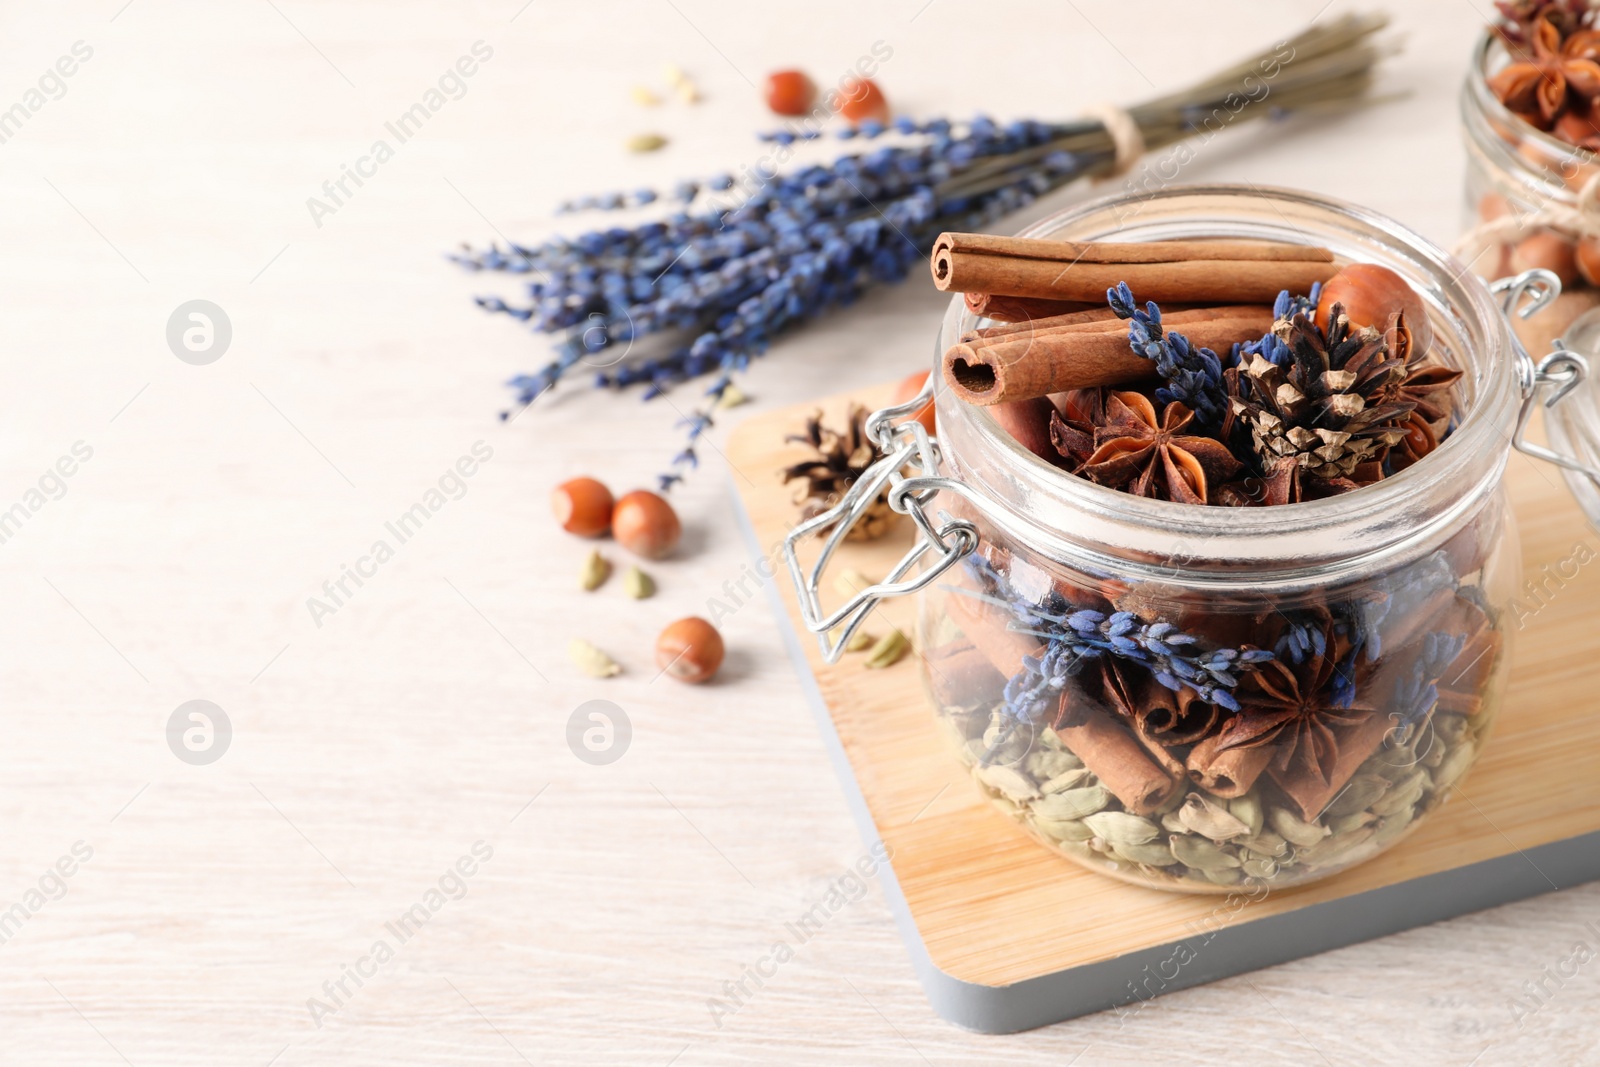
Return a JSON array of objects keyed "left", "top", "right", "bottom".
[
  {"left": 1473, "top": 241, "right": 1514, "bottom": 282},
  {"left": 1577, "top": 237, "right": 1600, "bottom": 286},
  {"left": 990, "top": 398, "right": 1058, "bottom": 462},
  {"left": 551, "top": 477, "right": 614, "bottom": 537},
  {"left": 655, "top": 616, "right": 724, "bottom": 684},
  {"left": 612, "top": 489, "right": 682, "bottom": 559},
  {"left": 1510, "top": 231, "right": 1579, "bottom": 287},
  {"left": 763, "top": 70, "right": 817, "bottom": 117},
  {"left": 839, "top": 77, "right": 888, "bottom": 125},
  {"left": 1315, "top": 263, "right": 1432, "bottom": 356},
  {"left": 1478, "top": 192, "right": 1511, "bottom": 223},
  {"left": 891, "top": 369, "right": 936, "bottom": 434}
]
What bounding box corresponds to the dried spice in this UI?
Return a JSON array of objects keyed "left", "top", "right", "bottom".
[
  {"left": 1488, "top": 12, "right": 1600, "bottom": 129},
  {"left": 1079, "top": 392, "right": 1241, "bottom": 505},
  {"left": 783, "top": 405, "right": 899, "bottom": 540},
  {"left": 623, "top": 565, "right": 655, "bottom": 599},
  {"left": 864, "top": 630, "right": 911, "bottom": 669},
  {"left": 1046, "top": 388, "right": 1105, "bottom": 470},
  {"left": 1211, "top": 622, "right": 1371, "bottom": 787},
  {"left": 1231, "top": 306, "right": 1414, "bottom": 503},
  {"left": 579, "top": 549, "right": 612, "bottom": 591},
  {"left": 569, "top": 639, "right": 622, "bottom": 678}
]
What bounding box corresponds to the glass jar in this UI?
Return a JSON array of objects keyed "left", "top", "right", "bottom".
[
  {"left": 1461, "top": 28, "right": 1600, "bottom": 340},
  {"left": 783, "top": 184, "right": 1600, "bottom": 895}
]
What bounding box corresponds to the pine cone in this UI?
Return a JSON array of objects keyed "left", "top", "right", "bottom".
[
  {"left": 1230, "top": 305, "right": 1415, "bottom": 493},
  {"left": 782, "top": 404, "right": 899, "bottom": 541}
]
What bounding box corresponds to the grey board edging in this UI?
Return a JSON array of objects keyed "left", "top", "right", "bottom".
[{"left": 732, "top": 477, "right": 1600, "bottom": 1034}]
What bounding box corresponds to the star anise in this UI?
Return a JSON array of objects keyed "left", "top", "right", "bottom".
[
  {"left": 1209, "top": 622, "right": 1370, "bottom": 787},
  {"left": 1046, "top": 388, "right": 1106, "bottom": 471},
  {"left": 1496, "top": 0, "right": 1593, "bottom": 51},
  {"left": 1488, "top": 13, "right": 1600, "bottom": 129},
  {"left": 1373, "top": 312, "right": 1463, "bottom": 471},
  {"left": 1079, "top": 391, "right": 1241, "bottom": 504}
]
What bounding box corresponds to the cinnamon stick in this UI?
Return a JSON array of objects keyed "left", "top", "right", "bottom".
[
  {"left": 944, "top": 309, "right": 1274, "bottom": 405},
  {"left": 965, "top": 292, "right": 1098, "bottom": 322},
  {"left": 961, "top": 306, "right": 1121, "bottom": 343},
  {"left": 963, "top": 303, "right": 1267, "bottom": 347},
  {"left": 1186, "top": 734, "right": 1273, "bottom": 799},
  {"left": 944, "top": 589, "right": 1178, "bottom": 815},
  {"left": 1436, "top": 628, "right": 1503, "bottom": 720},
  {"left": 931, "top": 233, "right": 1338, "bottom": 305},
  {"left": 1054, "top": 696, "right": 1184, "bottom": 816}
]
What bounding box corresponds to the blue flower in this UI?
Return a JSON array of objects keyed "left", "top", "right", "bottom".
[{"left": 961, "top": 556, "right": 1272, "bottom": 726}]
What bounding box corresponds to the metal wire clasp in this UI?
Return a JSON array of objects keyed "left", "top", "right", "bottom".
[
  {"left": 781, "top": 374, "right": 978, "bottom": 662},
  {"left": 1494, "top": 270, "right": 1600, "bottom": 489}
]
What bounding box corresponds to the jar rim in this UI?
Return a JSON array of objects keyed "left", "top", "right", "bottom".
[{"left": 932, "top": 183, "right": 1518, "bottom": 590}]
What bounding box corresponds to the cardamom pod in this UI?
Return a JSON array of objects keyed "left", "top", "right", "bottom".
[
  {"left": 1039, "top": 767, "right": 1092, "bottom": 794},
  {"left": 1240, "top": 856, "right": 1280, "bottom": 880},
  {"left": 1434, "top": 712, "right": 1470, "bottom": 745},
  {"left": 864, "top": 629, "right": 910, "bottom": 668},
  {"left": 1110, "top": 839, "right": 1178, "bottom": 867},
  {"left": 844, "top": 629, "right": 875, "bottom": 652},
  {"left": 626, "top": 132, "right": 668, "bottom": 153},
  {"left": 1268, "top": 807, "right": 1330, "bottom": 848},
  {"left": 1033, "top": 816, "right": 1095, "bottom": 843},
  {"left": 1025, "top": 747, "right": 1080, "bottom": 782},
  {"left": 1171, "top": 834, "right": 1242, "bottom": 871},
  {"left": 1031, "top": 785, "right": 1110, "bottom": 821},
  {"left": 1177, "top": 793, "right": 1251, "bottom": 842},
  {"left": 1324, "top": 773, "right": 1389, "bottom": 818},
  {"left": 1228, "top": 793, "right": 1265, "bottom": 837},
  {"left": 1370, "top": 779, "right": 1427, "bottom": 818},
  {"left": 976, "top": 763, "right": 1038, "bottom": 802},
  {"left": 579, "top": 549, "right": 611, "bottom": 591},
  {"left": 1432, "top": 742, "right": 1477, "bottom": 792},
  {"left": 833, "top": 567, "right": 876, "bottom": 598},
  {"left": 1390, "top": 766, "right": 1433, "bottom": 797},
  {"left": 1300, "top": 826, "right": 1377, "bottom": 867},
  {"left": 1237, "top": 830, "right": 1290, "bottom": 859},
  {"left": 1329, "top": 810, "right": 1376, "bottom": 836},
  {"left": 568, "top": 638, "right": 621, "bottom": 678},
  {"left": 1084, "top": 810, "right": 1160, "bottom": 848},
  {"left": 1203, "top": 865, "right": 1245, "bottom": 886},
  {"left": 1373, "top": 812, "right": 1417, "bottom": 846},
  {"left": 1160, "top": 810, "right": 1188, "bottom": 834},
  {"left": 622, "top": 565, "right": 655, "bottom": 599}
]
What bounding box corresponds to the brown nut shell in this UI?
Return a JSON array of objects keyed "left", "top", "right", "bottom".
[{"left": 655, "top": 616, "right": 724, "bottom": 683}]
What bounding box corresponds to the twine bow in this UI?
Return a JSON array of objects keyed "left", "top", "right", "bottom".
[
  {"left": 1082, "top": 101, "right": 1147, "bottom": 178},
  {"left": 1453, "top": 169, "right": 1600, "bottom": 269}
]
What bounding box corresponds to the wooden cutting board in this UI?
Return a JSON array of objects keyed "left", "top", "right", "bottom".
[{"left": 727, "top": 381, "right": 1600, "bottom": 1033}]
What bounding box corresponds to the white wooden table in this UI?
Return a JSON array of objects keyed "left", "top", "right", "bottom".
[{"left": 1, "top": 1, "right": 1591, "bottom": 1062}]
